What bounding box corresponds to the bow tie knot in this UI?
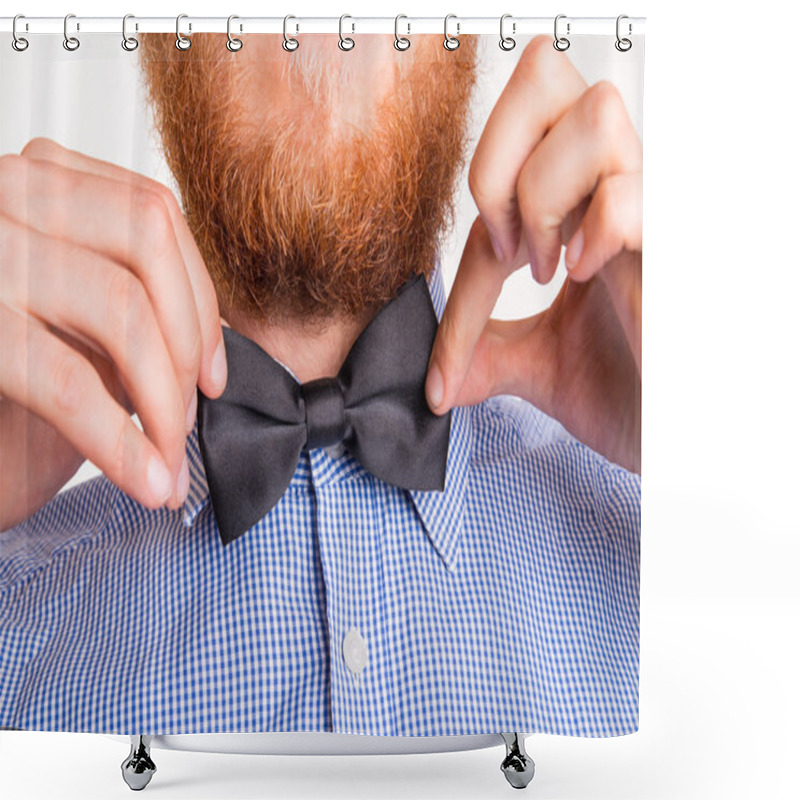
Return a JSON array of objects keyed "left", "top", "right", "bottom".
[
  {"left": 301, "top": 377, "right": 348, "bottom": 450},
  {"left": 197, "top": 274, "right": 451, "bottom": 546}
]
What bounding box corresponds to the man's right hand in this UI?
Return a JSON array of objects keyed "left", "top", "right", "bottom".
[{"left": 0, "top": 138, "right": 228, "bottom": 532}]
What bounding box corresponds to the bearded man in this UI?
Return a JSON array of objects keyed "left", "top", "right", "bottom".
[{"left": 0, "top": 31, "right": 642, "bottom": 787}]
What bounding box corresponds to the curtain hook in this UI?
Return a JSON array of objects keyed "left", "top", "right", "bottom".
[
  {"left": 283, "top": 15, "right": 299, "bottom": 51},
  {"left": 499, "top": 14, "right": 516, "bottom": 51},
  {"left": 553, "top": 14, "right": 570, "bottom": 52},
  {"left": 394, "top": 14, "right": 410, "bottom": 51},
  {"left": 122, "top": 14, "right": 138, "bottom": 52},
  {"left": 339, "top": 14, "right": 355, "bottom": 51},
  {"left": 443, "top": 14, "right": 460, "bottom": 51},
  {"left": 615, "top": 14, "right": 632, "bottom": 52},
  {"left": 63, "top": 13, "right": 80, "bottom": 51},
  {"left": 226, "top": 14, "right": 243, "bottom": 51},
  {"left": 12, "top": 14, "right": 29, "bottom": 52},
  {"left": 175, "top": 13, "right": 191, "bottom": 50}
]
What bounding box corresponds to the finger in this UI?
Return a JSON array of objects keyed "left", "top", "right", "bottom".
[
  {"left": 1, "top": 216, "right": 189, "bottom": 506},
  {"left": 564, "top": 172, "right": 643, "bottom": 281},
  {"left": 426, "top": 216, "right": 512, "bottom": 414},
  {"left": 17, "top": 139, "right": 227, "bottom": 402},
  {"left": 565, "top": 171, "right": 642, "bottom": 372},
  {"left": 517, "top": 80, "right": 642, "bottom": 284},
  {"left": 0, "top": 153, "right": 210, "bottom": 433},
  {"left": 0, "top": 302, "right": 176, "bottom": 510},
  {"left": 42, "top": 320, "right": 135, "bottom": 417},
  {"left": 2, "top": 150, "right": 213, "bottom": 413},
  {"left": 468, "top": 36, "right": 587, "bottom": 265}
]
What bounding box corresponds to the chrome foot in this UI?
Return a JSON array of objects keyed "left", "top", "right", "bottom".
[
  {"left": 500, "top": 732, "right": 535, "bottom": 789},
  {"left": 121, "top": 735, "right": 156, "bottom": 791}
]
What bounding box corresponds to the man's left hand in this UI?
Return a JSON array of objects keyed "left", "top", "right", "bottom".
[{"left": 425, "top": 36, "right": 642, "bottom": 472}]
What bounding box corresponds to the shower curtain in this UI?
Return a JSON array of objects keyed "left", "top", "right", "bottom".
[{"left": 0, "top": 16, "right": 644, "bottom": 791}]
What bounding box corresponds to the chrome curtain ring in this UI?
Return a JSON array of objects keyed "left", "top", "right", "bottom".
[
  {"left": 615, "top": 14, "right": 632, "bottom": 52},
  {"left": 553, "top": 14, "right": 570, "bottom": 52},
  {"left": 226, "top": 14, "right": 243, "bottom": 51},
  {"left": 394, "top": 14, "right": 410, "bottom": 51},
  {"left": 443, "top": 14, "right": 460, "bottom": 51},
  {"left": 175, "top": 13, "right": 191, "bottom": 50},
  {"left": 12, "top": 14, "right": 29, "bottom": 52},
  {"left": 63, "top": 13, "right": 80, "bottom": 51},
  {"left": 499, "top": 14, "right": 516, "bottom": 51},
  {"left": 338, "top": 14, "right": 355, "bottom": 51},
  {"left": 283, "top": 15, "right": 299, "bottom": 51},
  {"left": 121, "top": 14, "right": 138, "bottom": 51}
]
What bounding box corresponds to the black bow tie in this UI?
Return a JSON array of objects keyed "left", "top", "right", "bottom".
[{"left": 196, "top": 274, "right": 451, "bottom": 546}]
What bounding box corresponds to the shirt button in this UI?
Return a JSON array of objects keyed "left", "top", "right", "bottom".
[{"left": 342, "top": 628, "right": 367, "bottom": 676}]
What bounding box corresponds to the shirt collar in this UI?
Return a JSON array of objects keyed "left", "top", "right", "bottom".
[{"left": 182, "top": 262, "right": 469, "bottom": 572}]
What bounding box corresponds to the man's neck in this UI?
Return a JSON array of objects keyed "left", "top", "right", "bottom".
[{"left": 220, "top": 303, "right": 379, "bottom": 383}]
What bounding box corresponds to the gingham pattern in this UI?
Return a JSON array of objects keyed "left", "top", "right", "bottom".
[{"left": 0, "top": 270, "right": 641, "bottom": 737}]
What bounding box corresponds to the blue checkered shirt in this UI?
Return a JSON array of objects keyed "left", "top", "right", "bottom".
[{"left": 0, "top": 269, "right": 640, "bottom": 737}]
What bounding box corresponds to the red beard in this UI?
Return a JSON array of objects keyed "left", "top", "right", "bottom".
[{"left": 139, "top": 33, "right": 477, "bottom": 325}]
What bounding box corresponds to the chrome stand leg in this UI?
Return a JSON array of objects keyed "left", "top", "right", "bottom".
[
  {"left": 121, "top": 735, "right": 156, "bottom": 791},
  {"left": 500, "top": 732, "right": 535, "bottom": 789}
]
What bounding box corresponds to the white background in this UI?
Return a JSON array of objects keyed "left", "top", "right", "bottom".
[{"left": 1, "top": 1, "right": 799, "bottom": 799}]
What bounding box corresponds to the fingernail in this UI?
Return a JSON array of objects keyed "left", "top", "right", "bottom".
[
  {"left": 185, "top": 389, "right": 198, "bottom": 433},
  {"left": 565, "top": 228, "right": 584, "bottom": 271},
  {"left": 147, "top": 455, "right": 173, "bottom": 505},
  {"left": 177, "top": 453, "right": 190, "bottom": 504},
  {"left": 210, "top": 336, "right": 227, "bottom": 393},
  {"left": 488, "top": 231, "right": 505, "bottom": 263},
  {"left": 426, "top": 363, "right": 444, "bottom": 411}
]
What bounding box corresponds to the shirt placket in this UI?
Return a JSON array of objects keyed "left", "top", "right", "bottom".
[{"left": 308, "top": 448, "right": 398, "bottom": 736}]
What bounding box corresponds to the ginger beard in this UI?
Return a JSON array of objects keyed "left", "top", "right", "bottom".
[{"left": 138, "top": 34, "right": 478, "bottom": 326}]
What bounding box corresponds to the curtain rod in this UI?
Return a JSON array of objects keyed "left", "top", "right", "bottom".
[{"left": 0, "top": 16, "right": 645, "bottom": 36}]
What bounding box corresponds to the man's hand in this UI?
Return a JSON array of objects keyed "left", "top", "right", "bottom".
[
  {"left": 0, "top": 138, "right": 228, "bottom": 531},
  {"left": 426, "top": 36, "right": 642, "bottom": 472}
]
